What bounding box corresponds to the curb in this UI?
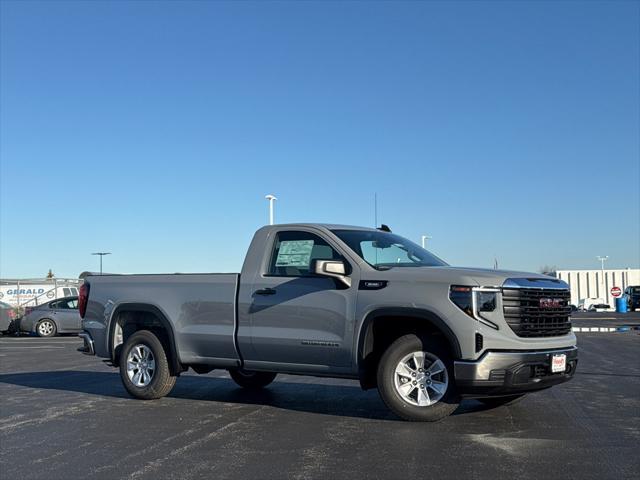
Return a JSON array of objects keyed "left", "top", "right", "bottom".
[{"left": 572, "top": 326, "right": 639, "bottom": 333}]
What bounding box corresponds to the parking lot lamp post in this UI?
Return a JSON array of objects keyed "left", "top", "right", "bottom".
[
  {"left": 265, "top": 194, "right": 277, "bottom": 225},
  {"left": 596, "top": 256, "right": 608, "bottom": 297},
  {"left": 92, "top": 252, "right": 111, "bottom": 275}
]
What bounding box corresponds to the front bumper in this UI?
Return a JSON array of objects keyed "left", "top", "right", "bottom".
[
  {"left": 78, "top": 332, "right": 95, "bottom": 355},
  {"left": 454, "top": 346, "right": 577, "bottom": 397}
]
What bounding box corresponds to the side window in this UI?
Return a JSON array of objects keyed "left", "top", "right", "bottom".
[
  {"left": 71, "top": 288, "right": 78, "bottom": 295},
  {"left": 49, "top": 300, "right": 60, "bottom": 309},
  {"left": 57, "top": 300, "right": 70, "bottom": 310},
  {"left": 269, "top": 231, "right": 344, "bottom": 277},
  {"left": 67, "top": 299, "right": 78, "bottom": 309},
  {"left": 63, "top": 288, "right": 71, "bottom": 296}
]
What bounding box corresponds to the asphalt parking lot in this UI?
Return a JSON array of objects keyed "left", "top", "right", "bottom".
[{"left": 1, "top": 313, "right": 639, "bottom": 480}]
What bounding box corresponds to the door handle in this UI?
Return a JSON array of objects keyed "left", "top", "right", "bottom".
[{"left": 254, "top": 288, "right": 277, "bottom": 296}]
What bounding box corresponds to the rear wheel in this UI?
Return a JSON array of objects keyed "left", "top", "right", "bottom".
[
  {"left": 119, "top": 330, "right": 176, "bottom": 400},
  {"left": 377, "top": 334, "right": 459, "bottom": 422},
  {"left": 229, "top": 369, "right": 277, "bottom": 389},
  {"left": 36, "top": 319, "right": 57, "bottom": 337},
  {"left": 477, "top": 394, "right": 525, "bottom": 408}
]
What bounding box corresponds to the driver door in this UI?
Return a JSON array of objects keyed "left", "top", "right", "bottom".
[{"left": 241, "top": 229, "right": 358, "bottom": 370}]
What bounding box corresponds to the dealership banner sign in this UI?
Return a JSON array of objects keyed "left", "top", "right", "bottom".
[{"left": 0, "top": 285, "right": 56, "bottom": 306}]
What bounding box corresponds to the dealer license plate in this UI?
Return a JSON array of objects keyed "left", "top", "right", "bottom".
[{"left": 551, "top": 354, "right": 566, "bottom": 373}]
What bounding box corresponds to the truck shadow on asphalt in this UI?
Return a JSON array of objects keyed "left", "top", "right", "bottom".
[{"left": 0, "top": 370, "right": 486, "bottom": 421}]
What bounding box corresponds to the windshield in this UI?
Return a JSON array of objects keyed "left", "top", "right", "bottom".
[{"left": 332, "top": 229, "right": 448, "bottom": 269}]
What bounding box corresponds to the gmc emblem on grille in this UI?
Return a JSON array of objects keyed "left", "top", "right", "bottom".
[{"left": 539, "top": 297, "right": 562, "bottom": 309}]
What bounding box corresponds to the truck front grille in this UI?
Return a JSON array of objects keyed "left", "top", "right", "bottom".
[{"left": 502, "top": 288, "right": 572, "bottom": 337}]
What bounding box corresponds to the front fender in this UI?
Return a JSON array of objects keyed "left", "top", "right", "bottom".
[{"left": 356, "top": 307, "right": 462, "bottom": 364}]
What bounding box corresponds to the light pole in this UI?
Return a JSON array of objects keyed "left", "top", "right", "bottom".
[
  {"left": 265, "top": 194, "right": 277, "bottom": 225},
  {"left": 421, "top": 235, "right": 432, "bottom": 249},
  {"left": 92, "top": 252, "right": 111, "bottom": 275},
  {"left": 596, "top": 255, "right": 608, "bottom": 297}
]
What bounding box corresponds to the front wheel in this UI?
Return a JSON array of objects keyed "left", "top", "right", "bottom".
[
  {"left": 119, "top": 330, "right": 176, "bottom": 400},
  {"left": 229, "top": 369, "right": 277, "bottom": 389},
  {"left": 377, "top": 334, "right": 459, "bottom": 422}
]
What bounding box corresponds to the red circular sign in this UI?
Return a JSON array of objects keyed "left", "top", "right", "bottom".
[{"left": 611, "top": 287, "right": 622, "bottom": 297}]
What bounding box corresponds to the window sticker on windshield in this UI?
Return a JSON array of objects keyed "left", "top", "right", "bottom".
[{"left": 275, "top": 240, "right": 314, "bottom": 267}]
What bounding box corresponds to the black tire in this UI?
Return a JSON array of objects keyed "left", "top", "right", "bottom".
[
  {"left": 119, "top": 330, "right": 176, "bottom": 400},
  {"left": 229, "top": 369, "right": 277, "bottom": 389},
  {"left": 36, "top": 319, "right": 57, "bottom": 337},
  {"left": 377, "top": 334, "right": 459, "bottom": 422},
  {"left": 477, "top": 394, "right": 525, "bottom": 408}
]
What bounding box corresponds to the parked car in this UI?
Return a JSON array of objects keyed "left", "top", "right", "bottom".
[
  {"left": 578, "top": 297, "right": 607, "bottom": 311},
  {"left": 588, "top": 303, "right": 611, "bottom": 312},
  {"left": 20, "top": 296, "right": 81, "bottom": 337},
  {"left": 79, "top": 224, "right": 577, "bottom": 422},
  {"left": 623, "top": 286, "right": 640, "bottom": 312},
  {"left": 0, "top": 301, "right": 16, "bottom": 334}
]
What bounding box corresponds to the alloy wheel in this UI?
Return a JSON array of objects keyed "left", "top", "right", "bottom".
[
  {"left": 38, "top": 321, "right": 54, "bottom": 336},
  {"left": 126, "top": 344, "right": 156, "bottom": 387},
  {"left": 393, "top": 351, "right": 449, "bottom": 407}
]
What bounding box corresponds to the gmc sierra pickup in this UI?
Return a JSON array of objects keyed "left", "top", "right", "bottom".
[{"left": 78, "top": 224, "right": 577, "bottom": 421}]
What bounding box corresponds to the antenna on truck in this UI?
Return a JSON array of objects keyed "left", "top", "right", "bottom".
[{"left": 374, "top": 193, "right": 378, "bottom": 228}]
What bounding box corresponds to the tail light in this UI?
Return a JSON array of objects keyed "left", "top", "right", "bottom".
[{"left": 79, "top": 283, "right": 90, "bottom": 318}]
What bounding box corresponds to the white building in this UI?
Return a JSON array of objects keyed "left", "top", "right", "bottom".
[{"left": 555, "top": 268, "right": 640, "bottom": 307}]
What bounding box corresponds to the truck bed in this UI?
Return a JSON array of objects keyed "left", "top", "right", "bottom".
[{"left": 85, "top": 273, "right": 241, "bottom": 366}]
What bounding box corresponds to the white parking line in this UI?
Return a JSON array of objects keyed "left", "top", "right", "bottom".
[
  {"left": 575, "top": 317, "right": 618, "bottom": 320},
  {"left": 0, "top": 344, "right": 79, "bottom": 347},
  {"left": 572, "top": 327, "right": 635, "bottom": 333},
  {"left": 0, "top": 346, "right": 66, "bottom": 349},
  {"left": 0, "top": 340, "right": 80, "bottom": 344}
]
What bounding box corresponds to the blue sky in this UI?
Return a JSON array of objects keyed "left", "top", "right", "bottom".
[{"left": 1, "top": 0, "right": 638, "bottom": 278}]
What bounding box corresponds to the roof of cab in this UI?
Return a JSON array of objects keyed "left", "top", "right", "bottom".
[{"left": 265, "top": 223, "right": 380, "bottom": 231}]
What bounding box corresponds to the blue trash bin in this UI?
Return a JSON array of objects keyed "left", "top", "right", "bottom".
[{"left": 616, "top": 297, "right": 628, "bottom": 313}]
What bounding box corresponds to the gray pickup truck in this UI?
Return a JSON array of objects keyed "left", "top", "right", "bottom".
[{"left": 78, "top": 224, "right": 577, "bottom": 421}]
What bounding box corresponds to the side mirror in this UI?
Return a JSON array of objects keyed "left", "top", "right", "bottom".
[{"left": 314, "top": 260, "right": 351, "bottom": 288}]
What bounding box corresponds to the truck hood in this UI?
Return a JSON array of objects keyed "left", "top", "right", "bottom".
[{"left": 375, "top": 266, "right": 568, "bottom": 289}]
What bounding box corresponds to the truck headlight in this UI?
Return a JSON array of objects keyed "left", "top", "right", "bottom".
[
  {"left": 450, "top": 286, "right": 473, "bottom": 317},
  {"left": 450, "top": 286, "right": 499, "bottom": 330},
  {"left": 477, "top": 292, "right": 496, "bottom": 312}
]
